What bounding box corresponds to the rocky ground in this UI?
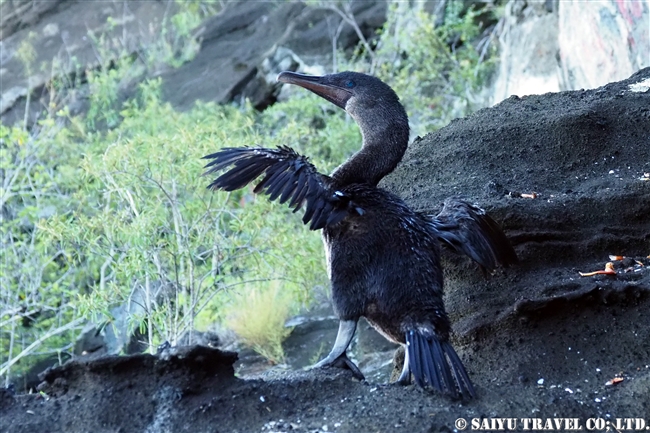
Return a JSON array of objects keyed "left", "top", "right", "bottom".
[{"left": 2, "top": 65, "right": 649, "bottom": 432}]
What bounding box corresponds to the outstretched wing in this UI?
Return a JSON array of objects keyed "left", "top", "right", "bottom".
[
  {"left": 203, "top": 146, "right": 358, "bottom": 230},
  {"left": 428, "top": 198, "right": 518, "bottom": 274}
]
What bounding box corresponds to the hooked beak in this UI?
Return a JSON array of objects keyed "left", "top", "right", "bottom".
[{"left": 277, "top": 71, "right": 352, "bottom": 110}]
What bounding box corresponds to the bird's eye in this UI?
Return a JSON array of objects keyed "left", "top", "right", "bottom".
[{"left": 345, "top": 80, "right": 355, "bottom": 88}]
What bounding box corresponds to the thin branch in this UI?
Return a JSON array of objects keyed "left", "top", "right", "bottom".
[
  {"left": 0, "top": 317, "right": 85, "bottom": 377},
  {"left": 322, "top": 3, "right": 375, "bottom": 64}
]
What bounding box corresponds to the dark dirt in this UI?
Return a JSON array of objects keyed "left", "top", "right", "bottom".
[{"left": 2, "top": 69, "right": 649, "bottom": 433}]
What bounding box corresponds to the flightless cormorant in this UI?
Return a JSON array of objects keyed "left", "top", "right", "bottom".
[{"left": 203, "top": 71, "right": 517, "bottom": 400}]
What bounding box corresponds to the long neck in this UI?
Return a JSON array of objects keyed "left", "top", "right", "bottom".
[{"left": 331, "top": 109, "right": 410, "bottom": 187}]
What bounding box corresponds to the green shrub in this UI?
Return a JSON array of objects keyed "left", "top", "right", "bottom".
[
  {"left": 1, "top": 116, "right": 87, "bottom": 383},
  {"left": 1, "top": 76, "right": 355, "bottom": 379},
  {"left": 40, "top": 80, "right": 338, "bottom": 349}
]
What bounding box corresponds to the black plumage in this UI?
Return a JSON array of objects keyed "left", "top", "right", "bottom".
[
  {"left": 203, "top": 71, "right": 517, "bottom": 400},
  {"left": 204, "top": 146, "right": 359, "bottom": 229},
  {"left": 430, "top": 198, "right": 519, "bottom": 275}
]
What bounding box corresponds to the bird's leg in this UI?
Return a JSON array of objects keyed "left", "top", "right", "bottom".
[
  {"left": 395, "top": 345, "right": 411, "bottom": 385},
  {"left": 311, "top": 319, "right": 364, "bottom": 380}
]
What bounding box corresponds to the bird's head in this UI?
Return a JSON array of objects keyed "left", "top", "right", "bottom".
[
  {"left": 277, "top": 71, "right": 410, "bottom": 185},
  {"left": 277, "top": 71, "right": 407, "bottom": 129}
]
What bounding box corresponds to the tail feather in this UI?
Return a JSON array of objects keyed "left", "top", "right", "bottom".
[
  {"left": 431, "top": 338, "right": 456, "bottom": 395},
  {"left": 406, "top": 330, "right": 476, "bottom": 400},
  {"left": 443, "top": 343, "right": 475, "bottom": 399},
  {"left": 410, "top": 330, "right": 425, "bottom": 388},
  {"left": 421, "top": 339, "right": 442, "bottom": 390}
]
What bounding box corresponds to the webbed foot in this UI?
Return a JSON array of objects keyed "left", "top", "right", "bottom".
[
  {"left": 312, "top": 352, "right": 365, "bottom": 381},
  {"left": 308, "top": 319, "right": 364, "bottom": 380}
]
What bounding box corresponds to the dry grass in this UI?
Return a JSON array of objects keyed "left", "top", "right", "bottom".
[{"left": 225, "top": 283, "right": 294, "bottom": 364}]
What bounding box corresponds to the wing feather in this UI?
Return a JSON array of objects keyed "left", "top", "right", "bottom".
[
  {"left": 211, "top": 161, "right": 268, "bottom": 191},
  {"left": 289, "top": 176, "right": 308, "bottom": 210},
  {"left": 428, "top": 198, "right": 518, "bottom": 273},
  {"left": 278, "top": 178, "right": 298, "bottom": 204},
  {"left": 203, "top": 146, "right": 358, "bottom": 230},
  {"left": 253, "top": 162, "right": 286, "bottom": 194},
  {"left": 267, "top": 169, "right": 294, "bottom": 201}
]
